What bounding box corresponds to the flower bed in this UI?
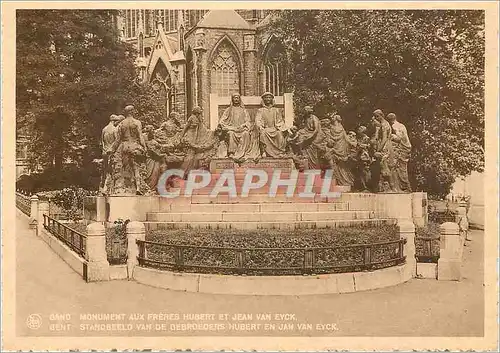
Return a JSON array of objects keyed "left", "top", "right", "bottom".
[
  {"left": 142, "top": 225, "right": 401, "bottom": 276},
  {"left": 415, "top": 222, "right": 440, "bottom": 263}
]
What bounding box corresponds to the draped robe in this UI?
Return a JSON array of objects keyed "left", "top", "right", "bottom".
[
  {"left": 219, "top": 105, "right": 260, "bottom": 162},
  {"left": 391, "top": 120, "right": 411, "bottom": 192},
  {"left": 181, "top": 114, "right": 215, "bottom": 174},
  {"left": 256, "top": 104, "right": 287, "bottom": 158}
]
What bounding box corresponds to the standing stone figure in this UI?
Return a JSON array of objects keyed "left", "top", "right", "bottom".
[
  {"left": 181, "top": 106, "right": 216, "bottom": 176},
  {"left": 327, "top": 115, "right": 354, "bottom": 187},
  {"left": 99, "top": 114, "right": 120, "bottom": 195},
  {"left": 109, "top": 105, "right": 148, "bottom": 195},
  {"left": 372, "top": 109, "right": 396, "bottom": 192},
  {"left": 356, "top": 125, "right": 372, "bottom": 192},
  {"left": 256, "top": 92, "right": 287, "bottom": 158},
  {"left": 219, "top": 93, "right": 260, "bottom": 162},
  {"left": 387, "top": 113, "right": 411, "bottom": 192}
]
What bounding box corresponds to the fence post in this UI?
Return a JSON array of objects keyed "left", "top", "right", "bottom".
[
  {"left": 86, "top": 222, "right": 110, "bottom": 282},
  {"left": 438, "top": 222, "right": 462, "bottom": 281},
  {"left": 398, "top": 219, "right": 416, "bottom": 279},
  {"left": 126, "top": 221, "right": 145, "bottom": 280},
  {"left": 37, "top": 201, "right": 50, "bottom": 236},
  {"left": 457, "top": 201, "right": 469, "bottom": 241},
  {"left": 29, "top": 195, "right": 39, "bottom": 229}
]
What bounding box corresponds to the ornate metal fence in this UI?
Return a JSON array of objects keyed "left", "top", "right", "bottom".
[
  {"left": 43, "top": 214, "right": 86, "bottom": 258},
  {"left": 136, "top": 238, "right": 407, "bottom": 276},
  {"left": 415, "top": 236, "right": 440, "bottom": 263},
  {"left": 16, "top": 192, "right": 31, "bottom": 216}
]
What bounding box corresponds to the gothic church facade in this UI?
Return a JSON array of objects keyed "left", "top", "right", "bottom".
[{"left": 118, "top": 9, "right": 288, "bottom": 125}]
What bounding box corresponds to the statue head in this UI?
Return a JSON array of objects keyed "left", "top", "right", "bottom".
[
  {"left": 231, "top": 93, "right": 242, "bottom": 107},
  {"left": 304, "top": 106, "right": 314, "bottom": 114},
  {"left": 357, "top": 125, "right": 367, "bottom": 135},
  {"left": 387, "top": 113, "right": 397, "bottom": 124},
  {"left": 192, "top": 106, "right": 203, "bottom": 116},
  {"left": 110, "top": 114, "right": 120, "bottom": 126},
  {"left": 372, "top": 109, "right": 384, "bottom": 122},
  {"left": 347, "top": 130, "right": 356, "bottom": 139},
  {"left": 320, "top": 118, "right": 331, "bottom": 128},
  {"left": 261, "top": 92, "right": 274, "bottom": 106},
  {"left": 116, "top": 115, "right": 125, "bottom": 123},
  {"left": 124, "top": 105, "right": 135, "bottom": 117}
]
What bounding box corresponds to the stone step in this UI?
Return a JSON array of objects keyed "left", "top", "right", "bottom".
[
  {"left": 158, "top": 201, "right": 354, "bottom": 213},
  {"left": 166, "top": 174, "right": 345, "bottom": 188},
  {"left": 187, "top": 193, "right": 349, "bottom": 205},
  {"left": 190, "top": 202, "right": 352, "bottom": 213},
  {"left": 144, "top": 218, "right": 396, "bottom": 231},
  {"left": 147, "top": 210, "right": 379, "bottom": 222}
]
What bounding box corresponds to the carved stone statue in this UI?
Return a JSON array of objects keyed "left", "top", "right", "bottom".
[
  {"left": 109, "top": 105, "right": 150, "bottom": 195},
  {"left": 371, "top": 109, "right": 396, "bottom": 192},
  {"left": 356, "top": 125, "right": 372, "bottom": 192},
  {"left": 219, "top": 93, "right": 260, "bottom": 162},
  {"left": 256, "top": 92, "right": 287, "bottom": 158},
  {"left": 154, "top": 111, "right": 185, "bottom": 162},
  {"left": 99, "top": 114, "right": 120, "bottom": 195},
  {"left": 326, "top": 115, "right": 354, "bottom": 187},
  {"left": 387, "top": 113, "right": 411, "bottom": 192},
  {"left": 289, "top": 106, "right": 322, "bottom": 169},
  {"left": 180, "top": 106, "right": 217, "bottom": 176}
]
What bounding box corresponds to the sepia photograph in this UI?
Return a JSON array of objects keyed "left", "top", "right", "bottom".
[{"left": 2, "top": 1, "right": 498, "bottom": 351}]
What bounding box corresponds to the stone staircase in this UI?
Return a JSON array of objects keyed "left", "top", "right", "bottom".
[{"left": 144, "top": 199, "right": 397, "bottom": 231}]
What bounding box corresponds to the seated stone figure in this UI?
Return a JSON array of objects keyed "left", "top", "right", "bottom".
[
  {"left": 289, "top": 106, "right": 323, "bottom": 169},
  {"left": 180, "top": 106, "right": 217, "bottom": 176},
  {"left": 219, "top": 93, "right": 260, "bottom": 163},
  {"left": 256, "top": 92, "right": 287, "bottom": 158},
  {"left": 154, "top": 111, "right": 185, "bottom": 162}
]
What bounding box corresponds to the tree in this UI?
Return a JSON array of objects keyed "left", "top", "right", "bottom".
[
  {"left": 271, "top": 10, "right": 484, "bottom": 197},
  {"left": 16, "top": 10, "right": 138, "bottom": 171}
]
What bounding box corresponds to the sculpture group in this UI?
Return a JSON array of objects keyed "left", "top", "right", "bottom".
[{"left": 100, "top": 93, "right": 411, "bottom": 195}]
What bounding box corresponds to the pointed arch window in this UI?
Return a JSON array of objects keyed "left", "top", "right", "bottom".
[
  {"left": 263, "top": 39, "right": 287, "bottom": 96},
  {"left": 210, "top": 41, "right": 240, "bottom": 97}
]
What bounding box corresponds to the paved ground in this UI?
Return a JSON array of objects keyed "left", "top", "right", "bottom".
[{"left": 15, "top": 210, "right": 484, "bottom": 337}]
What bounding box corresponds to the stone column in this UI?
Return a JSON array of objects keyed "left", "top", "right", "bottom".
[
  {"left": 398, "top": 219, "right": 416, "bottom": 279},
  {"left": 243, "top": 34, "right": 257, "bottom": 96},
  {"left": 37, "top": 201, "right": 50, "bottom": 236},
  {"left": 194, "top": 29, "right": 208, "bottom": 118},
  {"left": 126, "top": 221, "right": 146, "bottom": 279},
  {"left": 29, "top": 195, "right": 39, "bottom": 229},
  {"left": 438, "top": 222, "right": 462, "bottom": 281},
  {"left": 86, "top": 222, "right": 110, "bottom": 282}
]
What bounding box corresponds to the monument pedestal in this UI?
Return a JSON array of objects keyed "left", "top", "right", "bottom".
[{"left": 209, "top": 158, "right": 295, "bottom": 173}]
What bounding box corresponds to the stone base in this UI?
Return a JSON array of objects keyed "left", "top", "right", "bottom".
[
  {"left": 86, "top": 261, "right": 110, "bottom": 282},
  {"left": 209, "top": 158, "right": 295, "bottom": 173},
  {"left": 417, "top": 263, "right": 437, "bottom": 279},
  {"left": 133, "top": 263, "right": 412, "bottom": 295},
  {"left": 438, "top": 258, "right": 462, "bottom": 281}
]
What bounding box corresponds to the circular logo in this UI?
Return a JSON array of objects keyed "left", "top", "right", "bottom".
[{"left": 26, "top": 314, "right": 42, "bottom": 330}]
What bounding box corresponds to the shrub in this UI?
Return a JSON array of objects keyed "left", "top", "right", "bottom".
[{"left": 37, "top": 187, "right": 96, "bottom": 222}]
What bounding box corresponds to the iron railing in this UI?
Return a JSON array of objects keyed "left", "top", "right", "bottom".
[
  {"left": 415, "top": 236, "right": 440, "bottom": 263},
  {"left": 43, "top": 214, "right": 86, "bottom": 258},
  {"left": 16, "top": 192, "right": 31, "bottom": 216},
  {"left": 428, "top": 208, "right": 457, "bottom": 224},
  {"left": 136, "top": 238, "right": 407, "bottom": 276}
]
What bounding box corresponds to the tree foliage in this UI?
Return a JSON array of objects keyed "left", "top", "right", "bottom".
[
  {"left": 17, "top": 10, "right": 137, "bottom": 170},
  {"left": 272, "top": 10, "right": 484, "bottom": 197}
]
